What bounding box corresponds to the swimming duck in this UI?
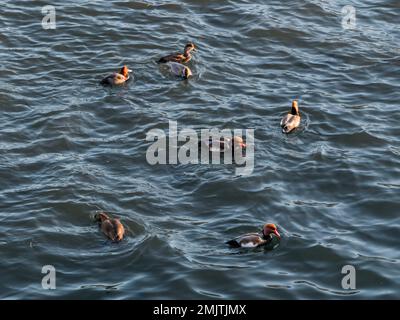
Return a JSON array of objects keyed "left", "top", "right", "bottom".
[
  {"left": 167, "top": 62, "right": 193, "bottom": 79},
  {"left": 100, "top": 65, "right": 132, "bottom": 86},
  {"left": 226, "top": 223, "right": 280, "bottom": 248},
  {"left": 158, "top": 43, "right": 196, "bottom": 64},
  {"left": 94, "top": 212, "right": 125, "bottom": 242},
  {"left": 200, "top": 136, "right": 246, "bottom": 153},
  {"left": 281, "top": 100, "right": 301, "bottom": 133}
]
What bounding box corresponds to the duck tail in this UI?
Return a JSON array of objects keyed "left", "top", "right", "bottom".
[
  {"left": 157, "top": 57, "right": 167, "bottom": 64},
  {"left": 99, "top": 78, "right": 108, "bottom": 86},
  {"left": 226, "top": 239, "right": 240, "bottom": 248}
]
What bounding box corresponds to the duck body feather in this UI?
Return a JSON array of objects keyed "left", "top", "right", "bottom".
[
  {"left": 167, "top": 62, "right": 192, "bottom": 79},
  {"left": 280, "top": 113, "right": 301, "bottom": 133},
  {"left": 100, "top": 66, "right": 132, "bottom": 86},
  {"left": 100, "top": 73, "right": 130, "bottom": 86},
  {"left": 95, "top": 212, "right": 125, "bottom": 242},
  {"left": 100, "top": 219, "right": 124, "bottom": 242},
  {"left": 158, "top": 43, "right": 196, "bottom": 64},
  {"left": 281, "top": 100, "right": 301, "bottom": 133},
  {"left": 158, "top": 53, "right": 191, "bottom": 64},
  {"left": 226, "top": 233, "right": 271, "bottom": 248}
]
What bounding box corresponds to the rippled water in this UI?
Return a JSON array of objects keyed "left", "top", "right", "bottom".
[{"left": 1, "top": 0, "right": 399, "bottom": 299}]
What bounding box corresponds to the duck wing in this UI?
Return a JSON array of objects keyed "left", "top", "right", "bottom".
[
  {"left": 167, "top": 62, "right": 186, "bottom": 77},
  {"left": 100, "top": 72, "right": 128, "bottom": 86},
  {"left": 100, "top": 74, "right": 114, "bottom": 86},
  {"left": 203, "top": 138, "right": 230, "bottom": 153},
  {"left": 99, "top": 218, "right": 125, "bottom": 242},
  {"left": 280, "top": 114, "right": 290, "bottom": 127},
  {"left": 226, "top": 233, "right": 268, "bottom": 248},
  {"left": 158, "top": 52, "right": 185, "bottom": 64},
  {"left": 111, "top": 219, "right": 125, "bottom": 242},
  {"left": 100, "top": 219, "right": 117, "bottom": 241},
  {"left": 113, "top": 73, "right": 128, "bottom": 85},
  {"left": 281, "top": 114, "right": 300, "bottom": 133}
]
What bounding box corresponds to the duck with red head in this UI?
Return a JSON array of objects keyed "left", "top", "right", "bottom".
[
  {"left": 100, "top": 65, "right": 132, "bottom": 86},
  {"left": 158, "top": 43, "right": 197, "bottom": 64},
  {"left": 226, "top": 223, "right": 281, "bottom": 248},
  {"left": 94, "top": 212, "right": 125, "bottom": 242}
]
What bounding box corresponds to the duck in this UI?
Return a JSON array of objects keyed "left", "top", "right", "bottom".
[
  {"left": 94, "top": 212, "right": 125, "bottom": 242},
  {"left": 158, "top": 43, "right": 196, "bottom": 64},
  {"left": 226, "top": 223, "right": 280, "bottom": 248},
  {"left": 100, "top": 65, "right": 132, "bottom": 86},
  {"left": 166, "top": 62, "right": 193, "bottom": 79},
  {"left": 281, "top": 100, "right": 301, "bottom": 133},
  {"left": 200, "top": 136, "right": 246, "bottom": 153}
]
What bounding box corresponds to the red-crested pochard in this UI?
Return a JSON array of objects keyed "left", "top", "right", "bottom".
[
  {"left": 100, "top": 65, "right": 132, "bottom": 86},
  {"left": 226, "top": 223, "right": 280, "bottom": 248}
]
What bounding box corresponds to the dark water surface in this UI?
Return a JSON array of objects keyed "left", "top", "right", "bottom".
[{"left": 0, "top": 0, "right": 399, "bottom": 299}]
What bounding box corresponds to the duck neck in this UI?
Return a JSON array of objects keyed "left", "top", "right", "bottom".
[
  {"left": 263, "top": 228, "right": 276, "bottom": 238},
  {"left": 291, "top": 106, "right": 299, "bottom": 116},
  {"left": 98, "top": 213, "right": 110, "bottom": 222}
]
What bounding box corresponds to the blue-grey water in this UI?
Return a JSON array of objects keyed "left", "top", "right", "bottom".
[{"left": 0, "top": 0, "right": 399, "bottom": 299}]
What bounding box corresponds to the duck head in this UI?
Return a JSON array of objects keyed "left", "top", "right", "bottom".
[
  {"left": 184, "top": 43, "right": 196, "bottom": 54},
  {"left": 291, "top": 100, "right": 300, "bottom": 116},
  {"left": 183, "top": 66, "right": 193, "bottom": 79},
  {"left": 263, "top": 223, "right": 280, "bottom": 239},
  {"left": 233, "top": 136, "right": 246, "bottom": 149},
  {"left": 94, "top": 212, "right": 109, "bottom": 222},
  {"left": 119, "top": 65, "right": 132, "bottom": 78}
]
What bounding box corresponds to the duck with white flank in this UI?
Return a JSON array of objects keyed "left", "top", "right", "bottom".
[
  {"left": 100, "top": 65, "right": 132, "bottom": 86},
  {"left": 226, "top": 223, "right": 280, "bottom": 248}
]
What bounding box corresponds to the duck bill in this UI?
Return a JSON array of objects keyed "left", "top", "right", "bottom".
[{"left": 273, "top": 230, "right": 281, "bottom": 238}]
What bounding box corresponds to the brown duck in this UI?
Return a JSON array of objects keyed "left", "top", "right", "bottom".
[
  {"left": 94, "top": 212, "right": 125, "bottom": 242},
  {"left": 226, "top": 223, "right": 280, "bottom": 248},
  {"left": 158, "top": 43, "right": 196, "bottom": 64},
  {"left": 281, "top": 100, "right": 301, "bottom": 133}
]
